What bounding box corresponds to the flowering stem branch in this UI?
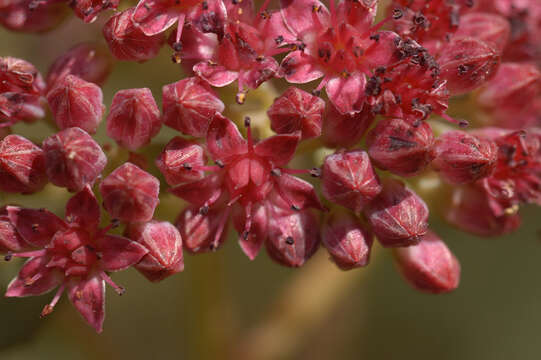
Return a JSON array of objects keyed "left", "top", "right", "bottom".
[{"left": 234, "top": 247, "right": 381, "bottom": 360}]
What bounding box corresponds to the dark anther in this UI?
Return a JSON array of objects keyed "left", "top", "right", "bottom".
[
  {"left": 312, "top": 89, "right": 321, "bottom": 96},
  {"left": 202, "top": 0, "right": 208, "bottom": 10},
  {"left": 370, "top": 34, "right": 380, "bottom": 42},
  {"left": 291, "top": 204, "right": 300, "bottom": 211},
  {"left": 199, "top": 205, "right": 209, "bottom": 215},
  {"left": 392, "top": 8, "right": 403, "bottom": 19},
  {"left": 172, "top": 41, "right": 183, "bottom": 52},
  {"left": 310, "top": 168, "right": 321, "bottom": 177},
  {"left": 458, "top": 64, "right": 469, "bottom": 75},
  {"left": 275, "top": 35, "right": 284, "bottom": 45},
  {"left": 285, "top": 236, "right": 294, "bottom": 245},
  {"left": 242, "top": 231, "right": 249, "bottom": 240},
  {"left": 4, "top": 252, "right": 12, "bottom": 261},
  {"left": 244, "top": 116, "right": 251, "bottom": 127},
  {"left": 182, "top": 163, "right": 193, "bottom": 170},
  {"left": 271, "top": 168, "right": 282, "bottom": 177},
  {"left": 31, "top": 224, "right": 39, "bottom": 232},
  {"left": 458, "top": 119, "right": 469, "bottom": 128},
  {"left": 111, "top": 219, "right": 121, "bottom": 228},
  {"left": 216, "top": 160, "right": 225, "bottom": 168}
]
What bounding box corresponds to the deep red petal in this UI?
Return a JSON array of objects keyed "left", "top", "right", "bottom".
[
  {"left": 206, "top": 113, "right": 247, "bottom": 161},
  {"left": 7, "top": 206, "right": 66, "bottom": 247},
  {"left": 96, "top": 234, "right": 148, "bottom": 272},
  {"left": 254, "top": 133, "right": 300, "bottom": 167},
  {"left": 65, "top": 185, "right": 100, "bottom": 233}
]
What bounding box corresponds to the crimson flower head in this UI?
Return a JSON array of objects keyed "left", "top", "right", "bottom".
[
  {"left": 193, "top": 0, "right": 283, "bottom": 103},
  {"left": 278, "top": 0, "right": 400, "bottom": 114},
  {"left": 168, "top": 113, "right": 323, "bottom": 260},
  {"left": 2, "top": 186, "right": 148, "bottom": 332}
]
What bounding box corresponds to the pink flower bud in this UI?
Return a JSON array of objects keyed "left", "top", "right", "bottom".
[
  {"left": 321, "top": 101, "right": 374, "bottom": 148},
  {"left": 46, "top": 43, "right": 112, "bottom": 88},
  {"left": 445, "top": 185, "right": 520, "bottom": 237},
  {"left": 477, "top": 63, "right": 541, "bottom": 116},
  {"left": 156, "top": 137, "right": 206, "bottom": 186},
  {"left": 266, "top": 209, "right": 320, "bottom": 268},
  {"left": 100, "top": 163, "right": 160, "bottom": 222},
  {"left": 432, "top": 130, "right": 497, "bottom": 184},
  {"left": 42, "top": 127, "right": 107, "bottom": 192},
  {"left": 70, "top": 0, "right": 119, "bottom": 23},
  {"left": 162, "top": 77, "right": 225, "bottom": 137},
  {"left": 322, "top": 211, "right": 373, "bottom": 270},
  {"left": 175, "top": 206, "right": 229, "bottom": 253},
  {"left": 364, "top": 179, "right": 429, "bottom": 247},
  {"left": 102, "top": 9, "right": 165, "bottom": 62},
  {"left": 126, "top": 221, "right": 184, "bottom": 282},
  {"left": 1, "top": 56, "right": 45, "bottom": 94},
  {"left": 438, "top": 37, "right": 500, "bottom": 96},
  {"left": 46, "top": 75, "right": 105, "bottom": 134},
  {"left": 367, "top": 118, "right": 435, "bottom": 177},
  {"left": 393, "top": 230, "right": 460, "bottom": 294},
  {"left": 0, "top": 1, "right": 67, "bottom": 33},
  {"left": 455, "top": 13, "right": 510, "bottom": 54},
  {"left": 321, "top": 150, "right": 381, "bottom": 213},
  {"left": 267, "top": 87, "right": 324, "bottom": 140},
  {"left": 0, "top": 135, "right": 46, "bottom": 193},
  {"left": 106, "top": 88, "right": 161, "bottom": 151}
]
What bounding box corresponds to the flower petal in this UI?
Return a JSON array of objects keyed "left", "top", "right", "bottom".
[
  {"left": 6, "top": 206, "right": 66, "bottom": 247},
  {"left": 65, "top": 185, "right": 100, "bottom": 233},
  {"left": 67, "top": 275, "right": 105, "bottom": 333},
  {"left": 206, "top": 113, "right": 247, "bottom": 161},
  {"left": 6, "top": 256, "right": 63, "bottom": 297},
  {"left": 254, "top": 133, "right": 300, "bottom": 167},
  {"left": 96, "top": 234, "right": 148, "bottom": 272},
  {"left": 281, "top": 51, "right": 324, "bottom": 84},
  {"left": 132, "top": 0, "right": 179, "bottom": 36},
  {"left": 232, "top": 204, "right": 268, "bottom": 260},
  {"left": 193, "top": 62, "right": 239, "bottom": 87},
  {"left": 275, "top": 174, "right": 325, "bottom": 211},
  {"left": 325, "top": 73, "right": 366, "bottom": 115},
  {"left": 170, "top": 174, "right": 223, "bottom": 207},
  {"left": 280, "top": 0, "right": 329, "bottom": 36}
]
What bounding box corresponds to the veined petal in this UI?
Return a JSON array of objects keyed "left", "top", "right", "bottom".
[
  {"left": 206, "top": 113, "right": 247, "bottom": 161},
  {"left": 7, "top": 206, "right": 66, "bottom": 247},
  {"left": 170, "top": 174, "right": 223, "bottom": 207},
  {"left": 67, "top": 275, "right": 105, "bottom": 333},
  {"left": 280, "top": 0, "right": 329, "bottom": 36},
  {"left": 193, "top": 62, "right": 239, "bottom": 88},
  {"left": 132, "top": 0, "right": 179, "bottom": 36},
  {"left": 325, "top": 72, "right": 366, "bottom": 115},
  {"left": 275, "top": 174, "right": 325, "bottom": 211},
  {"left": 6, "top": 256, "right": 63, "bottom": 297},
  {"left": 65, "top": 185, "right": 100, "bottom": 233},
  {"left": 254, "top": 133, "right": 300, "bottom": 167},
  {"left": 96, "top": 234, "right": 148, "bottom": 272},
  {"left": 281, "top": 51, "right": 324, "bottom": 84}
]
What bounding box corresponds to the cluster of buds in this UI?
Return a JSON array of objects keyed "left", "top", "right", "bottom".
[{"left": 1, "top": 0, "right": 540, "bottom": 332}]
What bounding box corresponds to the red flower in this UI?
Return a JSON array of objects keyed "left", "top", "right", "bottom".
[
  {"left": 3, "top": 186, "right": 148, "bottom": 332},
  {"left": 0, "top": 0, "right": 67, "bottom": 33},
  {"left": 278, "top": 0, "right": 400, "bottom": 114},
  {"left": 193, "top": 0, "right": 282, "bottom": 103},
  {"left": 168, "top": 113, "right": 323, "bottom": 260}
]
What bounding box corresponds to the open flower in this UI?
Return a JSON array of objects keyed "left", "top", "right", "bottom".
[{"left": 3, "top": 186, "right": 148, "bottom": 332}]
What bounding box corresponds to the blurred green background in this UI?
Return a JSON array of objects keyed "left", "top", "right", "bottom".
[{"left": 2, "top": 3, "right": 541, "bottom": 360}]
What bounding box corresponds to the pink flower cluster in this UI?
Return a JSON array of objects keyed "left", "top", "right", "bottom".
[{"left": 0, "top": 0, "right": 540, "bottom": 331}]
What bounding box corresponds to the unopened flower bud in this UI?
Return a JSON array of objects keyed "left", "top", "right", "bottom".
[
  {"left": 321, "top": 150, "right": 381, "bottom": 213},
  {"left": 126, "top": 221, "right": 184, "bottom": 282},
  {"left": 367, "top": 118, "right": 435, "bottom": 177},
  {"left": 393, "top": 230, "right": 460, "bottom": 294},
  {"left": 266, "top": 209, "right": 320, "bottom": 268},
  {"left": 43, "top": 127, "right": 107, "bottom": 192},
  {"left": 438, "top": 37, "right": 500, "bottom": 96},
  {"left": 432, "top": 130, "right": 497, "bottom": 184},
  {"left": 46, "top": 43, "right": 112, "bottom": 88},
  {"left": 0, "top": 207, "right": 32, "bottom": 252},
  {"left": 0, "top": 135, "right": 46, "bottom": 194},
  {"left": 322, "top": 102, "right": 374, "bottom": 148},
  {"left": 445, "top": 185, "right": 520, "bottom": 237},
  {"left": 455, "top": 13, "right": 510, "bottom": 54},
  {"left": 162, "top": 77, "right": 225, "bottom": 137},
  {"left": 106, "top": 88, "right": 161, "bottom": 151},
  {"left": 156, "top": 137, "right": 207, "bottom": 186},
  {"left": 322, "top": 211, "right": 373, "bottom": 270},
  {"left": 100, "top": 163, "right": 160, "bottom": 223},
  {"left": 47, "top": 75, "right": 105, "bottom": 134},
  {"left": 103, "top": 9, "right": 165, "bottom": 62},
  {"left": 364, "top": 179, "right": 429, "bottom": 247},
  {"left": 268, "top": 87, "right": 324, "bottom": 140}
]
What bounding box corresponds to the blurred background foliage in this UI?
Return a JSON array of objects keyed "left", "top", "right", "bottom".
[{"left": 2, "top": 1, "right": 541, "bottom": 360}]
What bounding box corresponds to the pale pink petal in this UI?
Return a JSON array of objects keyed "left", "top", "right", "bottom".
[
  {"left": 325, "top": 72, "right": 366, "bottom": 115},
  {"left": 67, "top": 275, "right": 105, "bottom": 333}
]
